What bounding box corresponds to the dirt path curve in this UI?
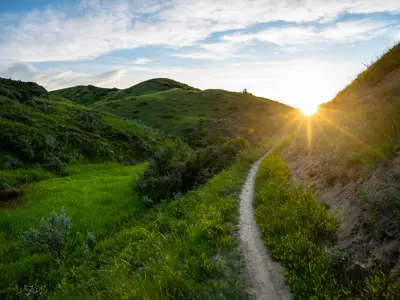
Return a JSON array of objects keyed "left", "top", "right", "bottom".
[{"left": 239, "top": 151, "right": 292, "bottom": 300}]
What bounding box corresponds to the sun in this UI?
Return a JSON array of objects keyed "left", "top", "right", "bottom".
[{"left": 300, "top": 104, "right": 318, "bottom": 116}]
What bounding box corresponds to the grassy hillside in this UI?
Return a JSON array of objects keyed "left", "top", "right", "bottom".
[
  {"left": 314, "top": 42, "right": 400, "bottom": 166},
  {"left": 50, "top": 78, "right": 198, "bottom": 106},
  {"left": 0, "top": 145, "right": 267, "bottom": 299},
  {"left": 90, "top": 86, "right": 292, "bottom": 146},
  {"left": 0, "top": 78, "right": 161, "bottom": 188},
  {"left": 283, "top": 42, "right": 400, "bottom": 291},
  {"left": 50, "top": 85, "right": 119, "bottom": 106}
]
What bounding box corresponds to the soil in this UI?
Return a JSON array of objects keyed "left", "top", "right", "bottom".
[{"left": 239, "top": 151, "right": 292, "bottom": 300}]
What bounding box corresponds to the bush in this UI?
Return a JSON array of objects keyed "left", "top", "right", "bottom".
[
  {"left": 20, "top": 207, "right": 76, "bottom": 260},
  {"left": 135, "top": 138, "right": 248, "bottom": 203}
]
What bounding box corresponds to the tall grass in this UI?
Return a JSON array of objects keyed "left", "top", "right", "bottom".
[
  {"left": 254, "top": 154, "right": 400, "bottom": 298},
  {"left": 0, "top": 146, "right": 265, "bottom": 299}
]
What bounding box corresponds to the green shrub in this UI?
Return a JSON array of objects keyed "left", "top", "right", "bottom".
[
  {"left": 21, "top": 207, "right": 78, "bottom": 261},
  {"left": 136, "top": 138, "right": 248, "bottom": 203}
]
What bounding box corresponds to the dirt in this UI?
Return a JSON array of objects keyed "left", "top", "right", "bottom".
[
  {"left": 239, "top": 151, "right": 292, "bottom": 300},
  {"left": 282, "top": 146, "right": 400, "bottom": 282}
]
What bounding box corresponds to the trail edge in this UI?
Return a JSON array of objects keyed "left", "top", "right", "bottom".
[{"left": 239, "top": 151, "right": 292, "bottom": 300}]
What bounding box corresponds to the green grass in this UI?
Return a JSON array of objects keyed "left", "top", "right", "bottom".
[
  {"left": 0, "top": 146, "right": 266, "bottom": 299},
  {"left": 91, "top": 87, "right": 292, "bottom": 145},
  {"left": 50, "top": 85, "right": 118, "bottom": 106},
  {"left": 50, "top": 78, "right": 198, "bottom": 106},
  {"left": 0, "top": 77, "right": 163, "bottom": 177},
  {"left": 0, "top": 168, "right": 55, "bottom": 187},
  {"left": 0, "top": 163, "right": 146, "bottom": 297},
  {"left": 254, "top": 154, "right": 400, "bottom": 299}
]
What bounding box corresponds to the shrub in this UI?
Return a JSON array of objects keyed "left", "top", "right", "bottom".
[
  {"left": 135, "top": 138, "right": 248, "bottom": 203},
  {"left": 20, "top": 207, "right": 77, "bottom": 260}
]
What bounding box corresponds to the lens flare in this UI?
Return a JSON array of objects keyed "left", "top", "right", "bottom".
[{"left": 300, "top": 104, "right": 318, "bottom": 116}]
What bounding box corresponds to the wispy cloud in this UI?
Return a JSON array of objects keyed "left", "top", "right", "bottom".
[
  {"left": 0, "top": 0, "right": 399, "bottom": 62},
  {"left": 222, "top": 19, "right": 396, "bottom": 46},
  {"left": 132, "top": 58, "right": 153, "bottom": 64},
  {"left": 0, "top": 63, "right": 125, "bottom": 90}
]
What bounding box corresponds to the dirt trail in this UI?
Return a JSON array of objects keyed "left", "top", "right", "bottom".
[{"left": 239, "top": 152, "right": 292, "bottom": 300}]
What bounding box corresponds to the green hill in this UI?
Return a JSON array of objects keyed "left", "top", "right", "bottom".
[
  {"left": 50, "top": 85, "right": 119, "bottom": 106},
  {"left": 90, "top": 83, "right": 292, "bottom": 146},
  {"left": 108, "top": 77, "right": 199, "bottom": 98},
  {"left": 50, "top": 78, "right": 198, "bottom": 106},
  {"left": 0, "top": 78, "right": 161, "bottom": 187}
]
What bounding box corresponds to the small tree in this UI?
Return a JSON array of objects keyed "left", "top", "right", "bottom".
[
  {"left": 242, "top": 88, "right": 248, "bottom": 94},
  {"left": 21, "top": 207, "right": 76, "bottom": 260}
]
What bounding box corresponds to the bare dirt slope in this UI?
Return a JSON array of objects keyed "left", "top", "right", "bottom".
[{"left": 239, "top": 152, "right": 292, "bottom": 300}]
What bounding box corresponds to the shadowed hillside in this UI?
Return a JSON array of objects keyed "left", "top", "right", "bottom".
[
  {"left": 0, "top": 78, "right": 161, "bottom": 188},
  {"left": 283, "top": 42, "right": 400, "bottom": 290}
]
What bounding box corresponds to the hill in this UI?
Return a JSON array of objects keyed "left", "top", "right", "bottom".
[
  {"left": 89, "top": 83, "right": 292, "bottom": 146},
  {"left": 0, "top": 78, "right": 161, "bottom": 188},
  {"left": 50, "top": 78, "right": 198, "bottom": 106},
  {"left": 50, "top": 85, "right": 119, "bottom": 106},
  {"left": 105, "top": 77, "right": 199, "bottom": 99},
  {"left": 0, "top": 78, "right": 266, "bottom": 299},
  {"left": 282, "top": 42, "right": 400, "bottom": 287}
]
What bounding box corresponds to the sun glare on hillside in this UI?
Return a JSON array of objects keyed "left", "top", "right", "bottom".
[{"left": 300, "top": 104, "right": 318, "bottom": 116}]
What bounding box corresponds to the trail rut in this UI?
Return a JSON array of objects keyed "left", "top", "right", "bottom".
[{"left": 239, "top": 152, "right": 292, "bottom": 300}]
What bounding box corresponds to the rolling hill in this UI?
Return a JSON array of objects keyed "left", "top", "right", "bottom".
[
  {"left": 50, "top": 85, "right": 119, "bottom": 106},
  {"left": 53, "top": 78, "right": 293, "bottom": 146},
  {"left": 0, "top": 78, "right": 162, "bottom": 188}
]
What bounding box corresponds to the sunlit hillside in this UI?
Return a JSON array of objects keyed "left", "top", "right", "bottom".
[{"left": 283, "top": 42, "right": 400, "bottom": 290}]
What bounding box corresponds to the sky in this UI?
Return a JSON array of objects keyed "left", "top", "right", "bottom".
[{"left": 0, "top": 0, "right": 399, "bottom": 108}]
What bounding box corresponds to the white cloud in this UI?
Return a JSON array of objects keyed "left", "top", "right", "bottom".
[
  {"left": 222, "top": 19, "right": 396, "bottom": 45},
  {"left": 0, "top": 0, "right": 399, "bottom": 62},
  {"left": 132, "top": 58, "right": 153, "bottom": 64},
  {"left": 223, "top": 26, "right": 316, "bottom": 45},
  {"left": 0, "top": 63, "right": 126, "bottom": 90},
  {"left": 319, "top": 19, "right": 395, "bottom": 41}
]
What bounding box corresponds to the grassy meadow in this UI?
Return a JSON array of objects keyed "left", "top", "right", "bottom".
[{"left": 0, "top": 146, "right": 264, "bottom": 299}]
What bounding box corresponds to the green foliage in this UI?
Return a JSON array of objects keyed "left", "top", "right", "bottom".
[
  {"left": 0, "top": 77, "right": 162, "bottom": 182},
  {"left": 51, "top": 85, "right": 118, "bottom": 106},
  {"left": 254, "top": 154, "right": 400, "bottom": 298},
  {"left": 0, "top": 168, "right": 55, "bottom": 187},
  {"left": 21, "top": 207, "right": 78, "bottom": 260},
  {"left": 0, "top": 150, "right": 260, "bottom": 298},
  {"left": 135, "top": 138, "right": 248, "bottom": 203},
  {"left": 0, "top": 163, "right": 146, "bottom": 297},
  {"left": 0, "top": 78, "right": 47, "bottom": 102}
]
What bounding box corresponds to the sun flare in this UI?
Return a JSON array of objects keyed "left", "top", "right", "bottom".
[{"left": 300, "top": 104, "right": 318, "bottom": 116}]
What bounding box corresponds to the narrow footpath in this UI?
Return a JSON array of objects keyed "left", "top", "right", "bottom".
[{"left": 239, "top": 151, "right": 292, "bottom": 300}]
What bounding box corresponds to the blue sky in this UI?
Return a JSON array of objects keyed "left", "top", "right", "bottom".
[{"left": 0, "top": 0, "right": 399, "bottom": 108}]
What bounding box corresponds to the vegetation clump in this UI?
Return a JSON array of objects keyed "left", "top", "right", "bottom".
[
  {"left": 135, "top": 138, "right": 248, "bottom": 203},
  {"left": 254, "top": 154, "right": 400, "bottom": 298}
]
